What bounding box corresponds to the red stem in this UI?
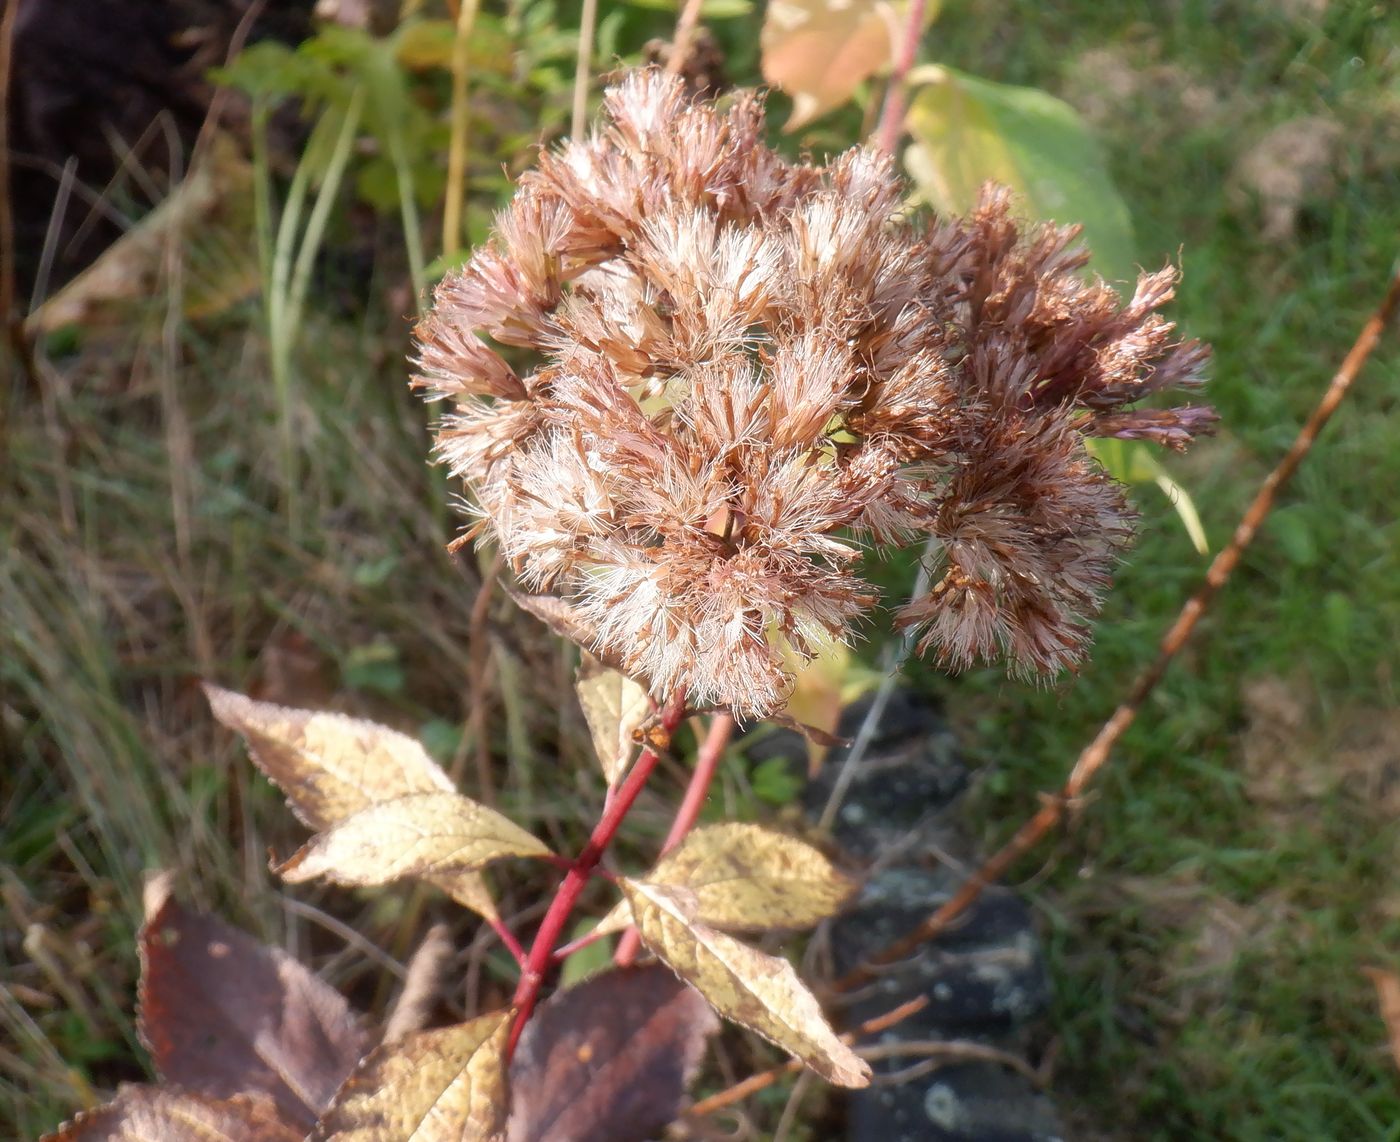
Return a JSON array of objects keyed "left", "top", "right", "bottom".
[
  {"left": 507, "top": 688, "right": 687, "bottom": 1057},
  {"left": 614, "top": 711, "right": 736, "bottom": 965},
  {"left": 486, "top": 915, "right": 527, "bottom": 967},
  {"left": 874, "top": 0, "right": 927, "bottom": 156}
]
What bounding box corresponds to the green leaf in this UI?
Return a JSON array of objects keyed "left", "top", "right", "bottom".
[
  {"left": 751, "top": 756, "right": 804, "bottom": 807},
  {"left": 1088, "top": 438, "right": 1209, "bottom": 556},
  {"left": 903, "top": 66, "right": 1137, "bottom": 286}
]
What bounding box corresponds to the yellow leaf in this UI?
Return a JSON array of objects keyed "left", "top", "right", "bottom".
[
  {"left": 761, "top": 0, "right": 941, "bottom": 131},
  {"left": 575, "top": 656, "right": 652, "bottom": 785},
  {"left": 644, "top": 823, "right": 857, "bottom": 931},
  {"left": 205, "top": 686, "right": 503, "bottom": 922},
  {"left": 311, "top": 1009, "right": 511, "bottom": 1141},
  {"left": 621, "top": 880, "right": 870, "bottom": 1088},
  {"left": 278, "top": 792, "right": 550, "bottom": 890}
]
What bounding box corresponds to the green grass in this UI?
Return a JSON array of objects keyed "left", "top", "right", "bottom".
[{"left": 5, "top": 1, "right": 1400, "bottom": 1138}]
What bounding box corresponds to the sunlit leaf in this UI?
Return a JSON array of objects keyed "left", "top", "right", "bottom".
[
  {"left": 507, "top": 965, "right": 718, "bottom": 1142},
  {"left": 40, "top": 1087, "right": 300, "bottom": 1142},
  {"left": 762, "top": 0, "right": 941, "bottom": 131},
  {"left": 1088, "top": 438, "right": 1209, "bottom": 555},
  {"left": 311, "top": 1009, "right": 512, "bottom": 1141},
  {"left": 205, "top": 686, "right": 504, "bottom": 922},
  {"left": 904, "top": 65, "right": 1136, "bottom": 285},
  {"left": 138, "top": 874, "right": 367, "bottom": 1129},
  {"left": 620, "top": 880, "right": 870, "bottom": 1088},
  {"left": 643, "top": 823, "right": 856, "bottom": 931},
  {"left": 575, "top": 656, "right": 651, "bottom": 786},
  {"left": 278, "top": 792, "right": 550, "bottom": 892}
]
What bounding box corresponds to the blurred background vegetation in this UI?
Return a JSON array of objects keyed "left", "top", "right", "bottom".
[{"left": 3, "top": 0, "right": 1399, "bottom": 1138}]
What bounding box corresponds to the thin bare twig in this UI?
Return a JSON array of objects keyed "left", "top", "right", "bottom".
[
  {"left": 570, "top": 0, "right": 599, "bottom": 141},
  {"left": 665, "top": 0, "right": 706, "bottom": 79},
  {"left": 861, "top": 1038, "right": 1042, "bottom": 1086},
  {"left": 686, "top": 995, "right": 929, "bottom": 1117},
  {"left": 832, "top": 263, "right": 1400, "bottom": 992}
]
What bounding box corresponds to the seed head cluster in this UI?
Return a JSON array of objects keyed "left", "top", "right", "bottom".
[{"left": 414, "top": 70, "right": 1211, "bottom": 717}]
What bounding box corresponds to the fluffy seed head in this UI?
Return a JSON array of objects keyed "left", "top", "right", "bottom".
[{"left": 413, "top": 69, "right": 1212, "bottom": 717}]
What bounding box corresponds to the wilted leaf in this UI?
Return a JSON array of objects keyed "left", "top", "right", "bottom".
[
  {"left": 1365, "top": 966, "right": 1400, "bottom": 1074},
  {"left": 311, "top": 1009, "right": 512, "bottom": 1141},
  {"left": 762, "top": 0, "right": 940, "bottom": 131},
  {"left": 646, "top": 823, "right": 856, "bottom": 931},
  {"left": 506, "top": 592, "right": 625, "bottom": 671},
  {"left": 26, "top": 134, "right": 259, "bottom": 334},
  {"left": 138, "top": 875, "right": 368, "bottom": 1130},
  {"left": 205, "top": 686, "right": 502, "bottom": 921},
  {"left": 278, "top": 792, "right": 550, "bottom": 892},
  {"left": 204, "top": 686, "right": 455, "bottom": 830},
  {"left": 40, "top": 1087, "right": 300, "bottom": 1142},
  {"left": 621, "top": 880, "right": 870, "bottom": 1088},
  {"left": 904, "top": 65, "right": 1136, "bottom": 285},
  {"left": 507, "top": 965, "right": 718, "bottom": 1142},
  {"left": 575, "top": 657, "right": 652, "bottom": 785}
]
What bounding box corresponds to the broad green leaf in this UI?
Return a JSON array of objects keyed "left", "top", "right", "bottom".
[
  {"left": 278, "top": 792, "right": 550, "bottom": 891},
  {"left": 621, "top": 879, "right": 870, "bottom": 1088},
  {"left": 311, "top": 1009, "right": 512, "bottom": 1141},
  {"left": 763, "top": 0, "right": 942, "bottom": 131},
  {"left": 575, "top": 656, "right": 651, "bottom": 786},
  {"left": 904, "top": 65, "right": 1136, "bottom": 285},
  {"left": 205, "top": 687, "right": 500, "bottom": 921}
]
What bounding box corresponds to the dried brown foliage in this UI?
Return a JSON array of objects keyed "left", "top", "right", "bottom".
[{"left": 415, "top": 69, "right": 1211, "bottom": 717}]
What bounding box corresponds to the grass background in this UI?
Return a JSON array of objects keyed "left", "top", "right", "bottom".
[{"left": 4, "top": 1, "right": 1400, "bottom": 1138}]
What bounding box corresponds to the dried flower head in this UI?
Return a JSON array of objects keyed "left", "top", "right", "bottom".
[{"left": 414, "top": 70, "right": 1212, "bottom": 717}]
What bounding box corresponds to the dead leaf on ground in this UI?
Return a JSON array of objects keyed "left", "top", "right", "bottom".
[
  {"left": 507, "top": 965, "right": 718, "bottom": 1142},
  {"left": 310, "top": 1008, "right": 512, "bottom": 1142},
  {"left": 278, "top": 791, "right": 550, "bottom": 894},
  {"left": 620, "top": 879, "right": 870, "bottom": 1088},
  {"left": 575, "top": 656, "right": 652, "bottom": 786},
  {"left": 40, "top": 1086, "right": 300, "bottom": 1142},
  {"left": 204, "top": 685, "right": 499, "bottom": 921},
  {"left": 1364, "top": 966, "right": 1400, "bottom": 1074},
  {"left": 138, "top": 873, "right": 368, "bottom": 1130}
]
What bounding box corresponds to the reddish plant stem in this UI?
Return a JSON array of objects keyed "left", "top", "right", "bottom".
[
  {"left": 551, "top": 923, "right": 614, "bottom": 962},
  {"left": 873, "top": 0, "right": 927, "bottom": 157},
  {"left": 507, "top": 687, "right": 687, "bottom": 1057},
  {"left": 486, "top": 915, "right": 527, "bottom": 968},
  {"left": 614, "top": 711, "right": 736, "bottom": 965},
  {"left": 830, "top": 265, "right": 1400, "bottom": 993}
]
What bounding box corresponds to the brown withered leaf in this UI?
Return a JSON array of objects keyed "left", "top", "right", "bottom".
[
  {"left": 506, "top": 965, "right": 718, "bottom": 1142},
  {"left": 204, "top": 685, "right": 499, "bottom": 921},
  {"left": 310, "top": 1008, "right": 512, "bottom": 1142},
  {"left": 506, "top": 592, "right": 625, "bottom": 671},
  {"left": 643, "top": 823, "right": 856, "bottom": 931},
  {"left": 138, "top": 874, "right": 369, "bottom": 1130},
  {"left": 575, "top": 656, "right": 652, "bottom": 785},
  {"left": 1364, "top": 966, "right": 1400, "bottom": 1073},
  {"left": 620, "top": 880, "right": 870, "bottom": 1089},
  {"left": 41, "top": 1086, "right": 300, "bottom": 1142},
  {"left": 278, "top": 791, "right": 549, "bottom": 894},
  {"left": 761, "top": 0, "right": 939, "bottom": 130}
]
